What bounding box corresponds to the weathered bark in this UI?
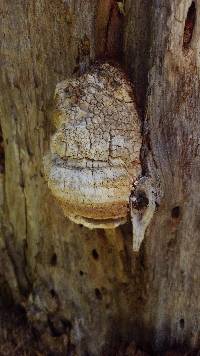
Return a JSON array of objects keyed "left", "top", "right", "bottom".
[{"left": 1, "top": 0, "right": 200, "bottom": 355}]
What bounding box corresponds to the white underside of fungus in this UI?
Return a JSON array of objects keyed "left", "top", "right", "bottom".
[{"left": 44, "top": 63, "right": 142, "bottom": 229}]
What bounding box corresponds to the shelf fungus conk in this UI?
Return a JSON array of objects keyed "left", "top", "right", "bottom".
[{"left": 44, "top": 63, "right": 142, "bottom": 230}]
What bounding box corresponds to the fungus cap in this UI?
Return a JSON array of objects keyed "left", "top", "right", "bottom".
[{"left": 44, "top": 63, "right": 142, "bottom": 228}]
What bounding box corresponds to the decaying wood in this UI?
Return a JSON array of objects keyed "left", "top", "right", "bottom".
[{"left": 1, "top": 0, "right": 200, "bottom": 355}]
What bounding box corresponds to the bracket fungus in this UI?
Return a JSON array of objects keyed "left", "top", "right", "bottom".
[{"left": 44, "top": 63, "right": 155, "bottom": 250}]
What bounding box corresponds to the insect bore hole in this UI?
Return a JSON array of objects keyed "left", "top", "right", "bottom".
[
  {"left": 50, "top": 289, "right": 57, "bottom": 298},
  {"left": 95, "top": 288, "right": 102, "bottom": 300},
  {"left": 180, "top": 318, "right": 185, "bottom": 329},
  {"left": 92, "top": 249, "right": 99, "bottom": 260},
  {"left": 50, "top": 253, "right": 57, "bottom": 266},
  {"left": 183, "top": 1, "right": 196, "bottom": 49},
  {"left": 171, "top": 206, "right": 181, "bottom": 219}
]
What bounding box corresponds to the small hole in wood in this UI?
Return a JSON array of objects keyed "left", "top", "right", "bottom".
[
  {"left": 61, "top": 318, "right": 72, "bottom": 331},
  {"left": 64, "top": 87, "right": 70, "bottom": 94},
  {"left": 0, "top": 126, "right": 5, "bottom": 174},
  {"left": 50, "top": 253, "right": 57, "bottom": 266},
  {"left": 171, "top": 206, "right": 181, "bottom": 219},
  {"left": 183, "top": 1, "right": 196, "bottom": 49},
  {"left": 50, "top": 289, "right": 56, "bottom": 298},
  {"left": 180, "top": 318, "right": 185, "bottom": 329},
  {"left": 92, "top": 249, "right": 99, "bottom": 260},
  {"left": 79, "top": 270, "right": 84, "bottom": 276},
  {"left": 95, "top": 288, "right": 102, "bottom": 300},
  {"left": 48, "top": 316, "right": 64, "bottom": 337}
]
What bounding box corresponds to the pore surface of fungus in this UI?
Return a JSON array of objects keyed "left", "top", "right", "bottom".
[{"left": 44, "top": 63, "right": 142, "bottom": 228}]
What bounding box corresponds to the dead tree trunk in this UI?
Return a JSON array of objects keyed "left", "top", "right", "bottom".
[{"left": 1, "top": 0, "right": 200, "bottom": 354}]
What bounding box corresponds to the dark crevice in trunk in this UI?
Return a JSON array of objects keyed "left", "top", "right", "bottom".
[
  {"left": 183, "top": 1, "right": 196, "bottom": 49},
  {"left": 0, "top": 125, "right": 5, "bottom": 174},
  {"left": 123, "top": 0, "right": 153, "bottom": 115},
  {"left": 95, "top": 0, "right": 124, "bottom": 61}
]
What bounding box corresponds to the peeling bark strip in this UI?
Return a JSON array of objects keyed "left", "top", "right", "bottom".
[
  {"left": 44, "top": 63, "right": 142, "bottom": 229},
  {"left": 130, "top": 177, "right": 156, "bottom": 252}
]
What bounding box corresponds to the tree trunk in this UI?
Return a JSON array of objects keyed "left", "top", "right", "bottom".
[{"left": 1, "top": 0, "right": 200, "bottom": 354}]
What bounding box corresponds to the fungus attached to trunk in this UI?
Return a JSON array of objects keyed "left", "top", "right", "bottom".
[{"left": 44, "top": 63, "right": 142, "bottom": 229}]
